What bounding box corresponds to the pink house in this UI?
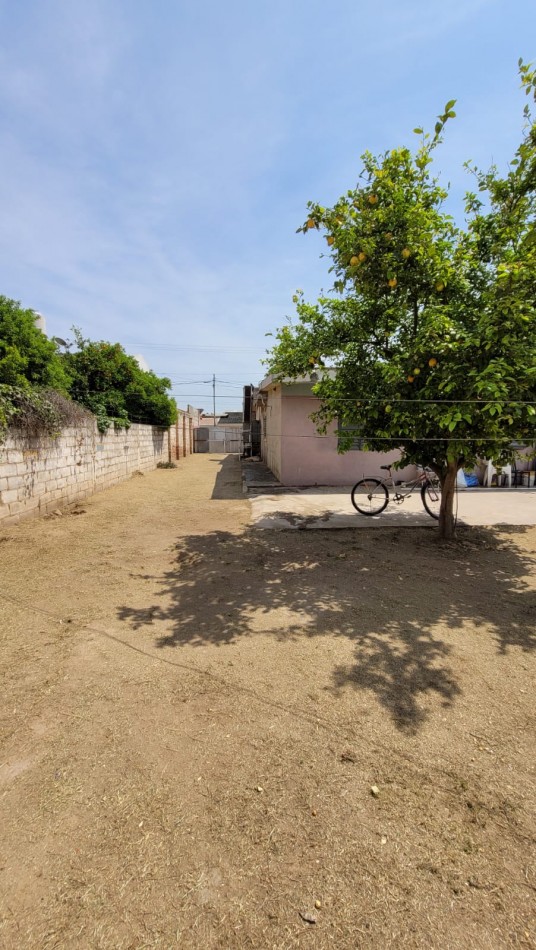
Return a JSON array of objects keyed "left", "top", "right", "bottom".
[{"left": 256, "top": 374, "right": 417, "bottom": 487}]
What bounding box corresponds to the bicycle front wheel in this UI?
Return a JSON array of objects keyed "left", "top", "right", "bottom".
[
  {"left": 351, "top": 478, "right": 389, "bottom": 516},
  {"left": 421, "top": 481, "right": 441, "bottom": 520}
]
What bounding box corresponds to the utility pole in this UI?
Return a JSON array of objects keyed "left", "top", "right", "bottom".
[{"left": 212, "top": 374, "right": 216, "bottom": 427}]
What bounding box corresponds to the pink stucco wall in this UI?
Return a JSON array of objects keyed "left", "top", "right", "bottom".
[
  {"left": 259, "top": 381, "right": 417, "bottom": 486},
  {"left": 279, "top": 394, "right": 416, "bottom": 485},
  {"left": 259, "top": 379, "right": 535, "bottom": 487}
]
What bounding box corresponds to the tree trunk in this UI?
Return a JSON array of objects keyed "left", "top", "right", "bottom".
[{"left": 438, "top": 460, "right": 459, "bottom": 540}]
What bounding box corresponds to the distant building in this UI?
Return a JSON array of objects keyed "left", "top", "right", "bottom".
[
  {"left": 200, "top": 411, "right": 243, "bottom": 428},
  {"left": 195, "top": 410, "right": 244, "bottom": 454},
  {"left": 32, "top": 311, "right": 46, "bottom": 333}
]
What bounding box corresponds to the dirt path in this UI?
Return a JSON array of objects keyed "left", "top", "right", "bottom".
[{"left": 1, "top": 454, "right": 535, "bottom": 949}]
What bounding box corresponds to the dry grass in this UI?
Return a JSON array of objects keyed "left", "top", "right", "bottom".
[{"left": 0, "top": 456, "right": 535, "bottom": 948}]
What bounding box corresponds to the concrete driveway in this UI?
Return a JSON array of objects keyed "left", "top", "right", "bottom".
[{"left": 250, "top": 486, "right": 536, "bottom": 529}]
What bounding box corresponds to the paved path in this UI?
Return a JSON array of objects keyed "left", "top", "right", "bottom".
[{"left": 250, "top": 485, "right": 536, "bottom": 529}]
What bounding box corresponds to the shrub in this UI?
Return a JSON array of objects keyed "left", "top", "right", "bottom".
[
  {"left": 64, "top": 330, "right": 177, "bottom": 431},
  {"left": 0, "top": 296, "right": 71, "bottom": 391}
]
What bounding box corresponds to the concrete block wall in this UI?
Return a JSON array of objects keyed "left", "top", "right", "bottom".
[
  {"left": 0, "top": 422, "right": 168, "bottom": 527},
  {"left": 169, "top": 409, "right": 197, "bottom": 460}
]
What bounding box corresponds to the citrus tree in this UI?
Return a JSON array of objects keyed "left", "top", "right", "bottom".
[{"left": 267, "top": 65, "right": 536, "bottom": 540}]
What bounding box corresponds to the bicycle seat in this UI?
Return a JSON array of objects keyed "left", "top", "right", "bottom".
[{"left": 379, "top": 465, "right": 391, "bottom": 471}]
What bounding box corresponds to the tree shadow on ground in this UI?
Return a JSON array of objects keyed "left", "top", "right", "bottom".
[{"left": 117, "top": 524, "right": 535, "bottom": 734}]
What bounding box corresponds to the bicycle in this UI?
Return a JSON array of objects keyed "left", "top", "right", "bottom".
[{"left": 351, "top": 464, "right": 442, "bottom": 520}]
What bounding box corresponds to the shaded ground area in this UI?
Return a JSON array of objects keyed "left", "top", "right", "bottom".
[{"left": 1, "top": 454, "right": 535, "bottom": 949}]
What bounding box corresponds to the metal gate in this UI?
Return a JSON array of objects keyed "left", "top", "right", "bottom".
[{"left": 194, "top": 426, "right": 242, "bottom": 454}]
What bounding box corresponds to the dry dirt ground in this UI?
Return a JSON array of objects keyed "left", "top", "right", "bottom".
[{"left": 1, "top": 454, "right": 535, "bottom": 950}]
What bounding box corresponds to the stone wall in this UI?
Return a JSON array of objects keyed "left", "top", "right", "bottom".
[{"left": 0, "top": 422, "right": 169, "bottom": 527}]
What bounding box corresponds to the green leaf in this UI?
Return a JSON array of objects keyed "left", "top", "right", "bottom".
[
  {"left": 413, "top": 127, "right": 423, "bottom": 134},
  {"left": 445, "top": 99, "right": 457, "bottom": 111}
]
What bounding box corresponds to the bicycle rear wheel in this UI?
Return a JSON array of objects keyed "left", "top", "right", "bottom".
[
  {"left": 421, "top": 480, "right": 441, "bottom": 520},
  {"left": 351, "top": 478, "right": 389, "bottom": 516}
]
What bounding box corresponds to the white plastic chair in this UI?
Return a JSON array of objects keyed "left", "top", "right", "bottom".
[
  {"left": 483, "top": 460, "right": 512, "bottom": 487},
  {"left": 501, "top": 464, "right": 513, "bottom": 487}
]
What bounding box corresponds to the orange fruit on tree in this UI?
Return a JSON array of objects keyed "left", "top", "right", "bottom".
[
  {"left": 388, "top": 277, "right": 397, "bottom": 288},
  {"left": 306, "top": 218, "right": 316, "bottom": 229},
  {"left": 358, "top": 251, "right": 367, "bottom": 262},
  {"left": 407, "top": 376, "right": 415, "bottom": 383},
  {"left": 413, "top": 368, "right": 421, "bottom": 375},
  {"left": 326, "top": 235, "right": 335, "bottom": 245},
  {"left": 428, "top": 357, "right": 437, "bottom": 367},
  {"left": 368, "top": 195, "right": 378, "bottom": 204},
  {"left": 435, "top": 281, "right": 445, "bottom": 291},
  {"left": 350, "top": 255, "right": 360, "bottom": 266},
  {"left": 401, "top": 248, "right": 411, "bottom": 259}
]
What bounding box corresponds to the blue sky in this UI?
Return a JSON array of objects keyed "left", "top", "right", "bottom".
[{"left": 0, "top": 0, "right": 534, "bottom": 412}]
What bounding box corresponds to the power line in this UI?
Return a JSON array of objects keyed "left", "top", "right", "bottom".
[
  {"left": 168, "top": 376, "right": 244, "bottom": 389},
  {"left": 165, "top": 379, "right": 213, "bottom": 386},
  {"left": 70, "top": 386, "right": 536, "bottom": 408},
  {"left": 123, "top": 342, "right": 260, "bottom": 352},
  {"left": 246, "top": 433, "right": 536, "bottom": 442},
  {"left": 170, "top": 393, "right": 243, "bottom": 399},
  {"left": 166, "top": 375, "right": 256, "bottom": 381},
  {"left": 262, "top": 395, "right": 536, "bottom": 405}
]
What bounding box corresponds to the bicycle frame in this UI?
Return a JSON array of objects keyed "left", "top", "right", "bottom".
[
  {"left": 351, "top": 465, "right": 441, "bottom": 520},
  {"left": 381, "top": 468, "right": 433, "bottom": 503}
]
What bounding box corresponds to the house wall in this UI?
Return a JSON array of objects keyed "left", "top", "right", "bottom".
[
  {"left": 0, "top": 422, "right": 168, "bottom": 527},
  {"left": 274, "top": 389, "right": 536, "bottom": 487},
  {"left": 261, "top": 384, "right": 283, "bottom": 479},
  {"left": 274, "top": 386, "right": 416, "bottom": 485}
]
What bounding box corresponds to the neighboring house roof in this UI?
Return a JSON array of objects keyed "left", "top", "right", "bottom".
[
  {"left": 218, "top": 412, "right": 244, "bottom": 425},
  {"left": 258, "top": 369, "right": 337, "bottom": 391},
  {"left": 200, "top": 411, "right": 244, "bottom": 426}
]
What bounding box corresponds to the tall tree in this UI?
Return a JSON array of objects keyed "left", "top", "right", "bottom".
[
  {"left": 64, "top": 330, "right": 177, "bottom": 431},
  {"left": 0, "top": 296, "right": 71, "bottom": 391},
  {"left": 267, "top": 66, "right": 536, "bottom": 539}
]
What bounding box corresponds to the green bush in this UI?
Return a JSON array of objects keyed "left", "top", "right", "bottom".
[
  {"left": 0, "top": 299, "right": 177, "bottom": 437},
  {"left": 63, "top": 330, "right": 178, "bottom": 432},
  {"left": 0, "top": 296, "right": 71, "bottom": 391}
]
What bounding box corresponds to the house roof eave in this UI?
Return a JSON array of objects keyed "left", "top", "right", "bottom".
[{"left": 257, "top": 368, "right": 337, "bottom": 392}]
